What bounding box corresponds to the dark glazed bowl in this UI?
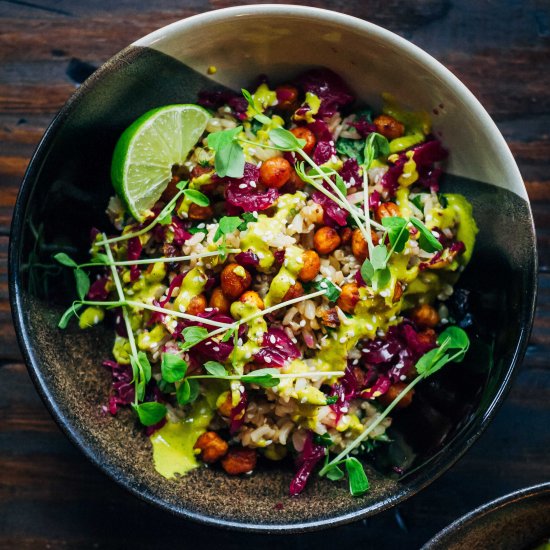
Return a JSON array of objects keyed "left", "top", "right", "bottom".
[
  {"left": 9, "top": 5, "right": 537, "bottom": 532},
  {"left": 422, "top": 483, "right": 550, "bottom": 550}
]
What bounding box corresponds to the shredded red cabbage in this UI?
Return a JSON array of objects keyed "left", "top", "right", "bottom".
[
  {"left": 235, "top": 250, "right": 260, "bottom": 268},
  {"left": 297, "top": 68, "right": 355, "bottom": 118},
  {"left": 127, "top": 237, "right": 142, "bottom": 282},
  {"left": 312, "top": 141, "right": 336, "bottom": 165},
  {"left": 312, "top": 185, "right": 348, "bottom": 226},
  {"left": 254, "top": 327, "right": 301, "bottom": 367},
  {"left": 289, "top": 431, "right": 327, "bottom": 496},
  {"left": 230, "top": 389, "right": 248, "bottom": 434},
  {"left": 340, "top": 158, "right": 361, "bottom": 186},
  {"left": 224, "top": 163, "right": 279, "bottom": 213},
  {"left": 103, "top": 360, "right": 134, "bottom": 415},
  {"left": 87, "top": 276, "right": 110, "bottom": 301},
  {"left": 306, "top": 119, "right": 333, "bottom": 142}
]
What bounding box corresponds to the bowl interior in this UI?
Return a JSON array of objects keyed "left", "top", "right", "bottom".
[{"left": 10, "top": 7, "right": 537, "bottom": 531}]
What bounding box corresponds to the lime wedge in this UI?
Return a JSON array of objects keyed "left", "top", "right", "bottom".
[{"left": 111, "top": 104, "right": 210, "bottom": 221}]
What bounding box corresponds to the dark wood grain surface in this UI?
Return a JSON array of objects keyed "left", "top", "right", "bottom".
[{"left": 1, "top": 1, "right": 549, "bottom": 548}]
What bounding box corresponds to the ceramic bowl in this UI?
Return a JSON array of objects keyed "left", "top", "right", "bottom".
[
  {"left": 423, "top": 483, "right": 550, "bottom": 549},
  {"left": 9, "top": 4, "right": 537, "bottom": 532}
]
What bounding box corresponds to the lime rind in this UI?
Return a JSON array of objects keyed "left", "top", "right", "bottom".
[{"left": 111, "top": 104, "right": 211, "bottom": 221}]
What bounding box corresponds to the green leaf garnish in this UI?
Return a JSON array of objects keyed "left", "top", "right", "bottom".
[
  {"left": 204, "top": 361, "right": 228, "bottom": 377},
  {"left": 58, "top": 302, "right": 83, "bottom": 329},
  {"left": 214, "top": 216, "right": 243, "bottom": 243},
  {"left": 161, "top": 353, "right": 188, "bottom": 383},
  {"left": 180, "top": 326, "right": 209, "bottom": 350},
  {"left": 241, "top": 368, "right": 281, "bottom": 388},
  {"left": 345, "top": 457, "right": 370, "bottom": 496},
  {"left": 207, "top": 126, "right": 245, "bottom": 178},
  {"left": 410, "top": 217, "right": 443, "bottom": 253},
  {"left": 336, "top": 138, "right": 365, "bottom": 164},
  {"left": 157, "top": 210, "right": 173, "bottom": 225},
  {"left": 370, "top": 244, "right": 388, "bottom": 271},
  {"left": 360, "top": 259, "right": 374, "bottom": 284},
  {"left": 325, "top": 395, "right": 338, "bottom": 405},
  {"left": 363, "top": 132, "right": 390, "bottom": 170},
  {"left": 132, "top": 402, "right": 167, "bottom": 426},
  {"left": 325, "top": 464, "right": 345, "bottom": 481},
  {"left": 314, "top": 433, "right": 333, "bottom": 447},
  {"left": 74, "top": 269, "right": 90, "bottom": 300},
  {"left": 381, "top": 216, "right": 409, "bottom": 253},
  {"left": 268, "top": 127, "right": 306, "bottom": 151},
  {"left": 176, "top": 378, "right": 200, "bottom": 405},
  {"left": 310, "top": 278, "right": 341, "bottom": 302},
  {"left": 334, "top": 174, "right": 347, "bottom": 197},
  {"left": 54, "top": 252, "right": 78, "bottom": 267},
  {"left": 183, "top": 189, "right": 210, "bottom": 207},
  {"left": 241, "top": 88, "right": 272, "bottom": 125}
]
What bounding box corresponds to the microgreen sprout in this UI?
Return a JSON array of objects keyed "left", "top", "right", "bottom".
[{"left": 318, "top": 326, "right": 470, "bottom": 492}]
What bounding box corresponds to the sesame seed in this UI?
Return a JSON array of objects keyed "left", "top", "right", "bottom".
[{"left": 265, "top": 357, "right": 272, "bottom": 364}]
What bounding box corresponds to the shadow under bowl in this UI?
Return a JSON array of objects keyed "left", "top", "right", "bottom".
[{"left": 9, "top": 5, "right": 537, "bottom": 532}]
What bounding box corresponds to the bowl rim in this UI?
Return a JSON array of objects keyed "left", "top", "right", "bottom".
[
  {"left": 421, "top": 482, "right": 550, "bottom": 549},
  {"left": 9, "top": 3, "right": 538, "bottom": 533}
]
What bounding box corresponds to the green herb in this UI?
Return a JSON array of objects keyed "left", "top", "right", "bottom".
[
  {"left": 74, "top": 269, "right": 90, "bottom": 300},
  {"left": 381, "top": 216, "right": 409, "bottom": 253},
  {"left": 309, "top": 278, "right": 341, "bottom": 302},
  {"left": 157, "top": 379, "right": 176, "bottom": 394},
  {"left": 241, "top": 88, "right": 272, "bottom": 125},
  {"left": 345, "top": 457, "right": 370, "bottom": 496},
  {"left": 314, "top": 433, "right": 333, "bottom": 447},
  {"left": 90, "top": 253, "right": 110, "bottom": 264},
  {"left": 334, "top": 174, "right": 347, "bottom": 197},
  {"left": 214, "top": 216, "right": 243, "bottom": 242},
  {"left": 183, "top": 189, "right": 210, "bottom": 207},
  {"left": 325, "top": 464, "right": 345, "bottom": 481},
  {"left": 268, "top": 127, "right": 306, "bottom": 151},
  {"left": 54, "top": 252, "right": 78, "bottom": 267},
  {"left": 204, "top": 361, "right": 228, "bottom": 377},
  {"left": 156, "top": 210, "right": 173, "bottom": 225},
  {"left": 363, "top": 132, "right": 390, "bottom": 170},
  {"left": 180, "top": 326, "right": 209, "bottom": 350},
  {"left": 325, "top": 395, "right": 338, "bottom": 405},
  {"left": 161, "top": 353, "right": 188, "bottom": 383},
  {"left": 131, "top": 351, "right": 152, "bottom": 401},
  {"left": 58, "top": 302, "right": 83, "bottom": 329},
  {"left": 132, "top": 401, "right": 167, "bottom": 426},
  {"left": 410, "top": 194, "right": 425, "bottom": 211},
  {"left": 238, "top": 212, "right": 257, "bottom": 231},
  {"left": 335, "top": 138, "right": 365, "bottom": 164},
  {"left": 188, "top": 226, "right": 208, "bottom": 235},
  {"left": 241, "top": 367, "right": 281, "bottom": 388},
  {"left": 176, "top": 378, "right": 200, "bottom": 405},
  {"left": 319, "top": 326, "right": 470, "bottom": 492},
  {"left": 410, "top": 217, "right": 443, "bottom": 253},
  {"left": 207, "top": 126, "right": 245, "bottom": 178}
]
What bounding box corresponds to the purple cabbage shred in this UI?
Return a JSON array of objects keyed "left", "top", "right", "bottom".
[
  {"left": 254, "top": 327, "right": 301, "bottom": 367},
  {"left": 289, "top": 431, "right": 327, "bottom": 496}
]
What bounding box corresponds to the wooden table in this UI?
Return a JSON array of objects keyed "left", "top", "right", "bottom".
[{"left": 1, "top": 1, "right": 549, "bottom": 547}]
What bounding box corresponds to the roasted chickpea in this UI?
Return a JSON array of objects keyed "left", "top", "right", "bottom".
[
  {"left": 337, "top": 283, "right": 360, "bottom": 314},
  {"left": 186, "top": 294, "right": 207, "bottom": 316},
  {"left": 276, "top": 84, "right": 299, "bottom": 110},
  {"left": 378, "top": 383, "right": 414, "bottom": 409},
  {"left": 392, "top": 281, "right": 404, "bottom": 303},
  {"left": 193, "top": 431, "right": 228, "bottom": 463},
  {"left": 281, "top": 167, "right": 306, "bottom": 193},
  {"left": 351, "top": 228, "right": 379, "bottom": 262},
  {"left": 411, "top": 304, "right": 440, "bottom": 328},
  {"left": 221, "top": 447, "right": 257, "bottom": 475},
  {"left": 188, "top": 203, "right": 214, "bottom": 221},
  {"left": 290, "top": 127, "right": 316, "bottom": 155},
  {"left": 298, "top": 250, "right": 321, "bottom": 282},
  {"left": 313, "top": 226, "right": 341, "bottom": 255},
  {"left": 373, "top": 114, "right": 405, "bottom": 140},
  {"left": 283, "top": 281, "right": 304, "bottom": 302},
  {"left": 217, "top": 392, "right": 233, "bottom": 417},
  {"left": 209, "top": 287, "right": 231, "bottom": 314},
  {"left": 340, "top": 227, "right": 353, "bottom": 245},
  {"left": 260, "top": 157, "right": 292, "bottom": 189},
  {"left": 239, "top": 290, "right": 265, "bottom": 310},
  {"left": 376, "top": 201, "right": 401, "bottom": 221},
  {"left": 220, "top": 263, "right": 252, "bottom": 300},
  {"left": 320, "top": 307, "right": 340, "bottom": 328}
]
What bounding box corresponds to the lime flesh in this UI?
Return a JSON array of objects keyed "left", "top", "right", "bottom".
[{"left": 111, "top": 104, "right": 210, "bottom": 221}]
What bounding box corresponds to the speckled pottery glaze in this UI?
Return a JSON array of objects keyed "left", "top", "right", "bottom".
[
  {"left": 9, "top": 5, "right": 537, "bottom": 532},
  {"left": 422, "top": 483, "right": 550, "bottom": 549}
]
